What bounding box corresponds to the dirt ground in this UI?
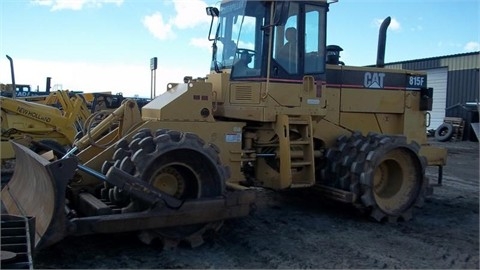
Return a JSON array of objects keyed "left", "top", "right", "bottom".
[{"left": 33, "top": 139, "right": 479, "bottom": 269}]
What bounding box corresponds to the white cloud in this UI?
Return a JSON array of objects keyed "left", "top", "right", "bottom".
[
  {"left": 374, "top": 17, "right": 401, "bottom": 31},
  {"left": 0, "top": 58, "right": 208, "bottom": 98},
  {"left": 464, "top": 41, "right": 480, "bottom": 51},
  {"left": 142, "top": 12, "right": 175, "bottom": 40},
  {"left": 143, "top": 0, "right": 210, "bottom": 41},
  {"left": 190, "top": 37, "right": 212, "bottom": 51},
  {"left": 171, "top": 0, "right": 211, "bottom": 29},
  {"left": 31, "top": 0, "right": 123, "bottom": 11}
]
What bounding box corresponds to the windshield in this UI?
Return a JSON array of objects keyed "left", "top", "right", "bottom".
[
  {"left": 211, "top": 0, "right": 266, "bottom": 76},
  {"left": 210, "top": 0, "right": 327, "bottom": 80}
]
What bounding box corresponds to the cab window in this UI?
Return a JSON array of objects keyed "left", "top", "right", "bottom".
[
  {"left": 273, "top": 3, "right": 299, "bottom": 74},
  {"left": 230, "top": 2, "right": 266, "bottom": 79},
  {"left": 304, "top": 4, "right": 325, "bottom": 74}
]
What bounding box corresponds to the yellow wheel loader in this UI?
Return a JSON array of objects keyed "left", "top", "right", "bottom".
[
  {"left": 1, "top": 88, "right": 146, "bottom": 178},
  {"left": 0, "top": 91, "right": 89, "bottom": 157},
  {"left": 1, "top": 0, "right": 447, "bottom": 253}
]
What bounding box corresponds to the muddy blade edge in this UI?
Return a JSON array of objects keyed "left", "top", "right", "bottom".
[{"left": 1, "top": 141, "right": 78, "bottom": 250}]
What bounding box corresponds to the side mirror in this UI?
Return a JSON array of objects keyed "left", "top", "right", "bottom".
[
  {"left": 206, "top": 7, "right": 219, "bottom": 17},
  {"left": 206, "top": 7, "right": 220, "bottom": 41}
]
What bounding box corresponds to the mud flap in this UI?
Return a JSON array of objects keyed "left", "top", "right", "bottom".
[{"left": 1, "top": 142, "right": 78, "bottom": 250}]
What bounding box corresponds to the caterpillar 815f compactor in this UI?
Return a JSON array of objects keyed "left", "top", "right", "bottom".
[{"left": 1, "top": 0, "right": 447, "bottom": 253}]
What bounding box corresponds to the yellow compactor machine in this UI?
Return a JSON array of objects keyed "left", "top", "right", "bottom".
[{"left": 1, "top": 0, "right": 446, "bottom": 253}]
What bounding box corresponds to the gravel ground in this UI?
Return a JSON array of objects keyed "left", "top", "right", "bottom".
[{"left": 33, "top": 139, "right": 479, "bottom": 269}]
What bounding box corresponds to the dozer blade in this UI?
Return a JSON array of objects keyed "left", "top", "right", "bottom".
[{"left": 1, "top": 141, "right": 78, "bottom": 250}]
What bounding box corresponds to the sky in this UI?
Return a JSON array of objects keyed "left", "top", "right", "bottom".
[{"left": 1, "top": 0, "right": 479, "bottom": 98}]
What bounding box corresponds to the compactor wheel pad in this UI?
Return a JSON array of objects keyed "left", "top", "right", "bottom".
[
  {"left": 351, "top": 135, "right": 427, "bottom": 222},
  {"left": 319, "top": 133, "right": 427, "bottom": 222},
  {"left": 101, "top": 128, "right": 228, "bottom": 249}
]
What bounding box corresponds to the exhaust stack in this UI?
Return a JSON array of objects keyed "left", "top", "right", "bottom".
[
  {"left": 46, "top": 77, "right": 52, "bottom": 93},
  {"left": 376, "top": 16, "right": 391, "bottom": 68},
  {"left": 5, "top": 55, "right": 16, "bottom": 98}
]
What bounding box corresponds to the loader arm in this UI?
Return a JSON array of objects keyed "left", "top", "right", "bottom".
[{"left": 74, "top": 98, "right": 142, "bottom": 152}]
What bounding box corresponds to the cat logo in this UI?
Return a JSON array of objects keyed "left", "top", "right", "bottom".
[{"left": 364, "top": 72, "right": 385, "bottom": 88}]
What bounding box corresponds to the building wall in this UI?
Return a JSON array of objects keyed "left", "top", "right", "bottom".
[
  {"left": 423, "top": 67, "right": 448, "bottom": 130},
  {"left": 384, "top": 52, "right": 480, "bottom": 140},
  {"left": 446, "top": 68, "right": 479, "bottom": 140}
]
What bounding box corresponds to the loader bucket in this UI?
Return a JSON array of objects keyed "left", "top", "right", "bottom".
[{"left": 1, "top": 141, "right": 78, "bottom": 250}]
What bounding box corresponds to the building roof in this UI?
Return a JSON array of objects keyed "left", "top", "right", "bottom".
[{"left": 384, "top": 51, "right": 479, "bottom": 65}]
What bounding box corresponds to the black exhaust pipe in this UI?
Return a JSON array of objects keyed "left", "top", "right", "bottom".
[
  {"left": 46, "top": 77, "right": 52, "bottom": 93},
  {"left": 376, "top": 16, "right": 391, "bottom": 68},
  {"left": 5, "top": 55, "right": 15, "bottom": 98}
]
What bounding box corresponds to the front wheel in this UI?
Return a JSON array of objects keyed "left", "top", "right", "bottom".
[{"left": 102, "top": 129, "right": 228, "bottom": 248}]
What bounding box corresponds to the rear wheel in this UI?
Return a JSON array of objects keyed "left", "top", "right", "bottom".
[
  {"left": 352, "top": 135, "right": 427, "bottom": 221},
  {"left": 102, "top": 129, "right": 228, "bottom": 248},
  {"left": 319, "top": 133, "right": 427, "bottom": 222}
]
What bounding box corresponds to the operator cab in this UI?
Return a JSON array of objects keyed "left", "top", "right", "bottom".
[{"left": 208, "top": 0, "right": 328, "bottom": 82}]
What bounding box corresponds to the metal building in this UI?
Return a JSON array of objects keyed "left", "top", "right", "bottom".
[{"left": 384, "top": 51, "right": 480, "bottom": 141}]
